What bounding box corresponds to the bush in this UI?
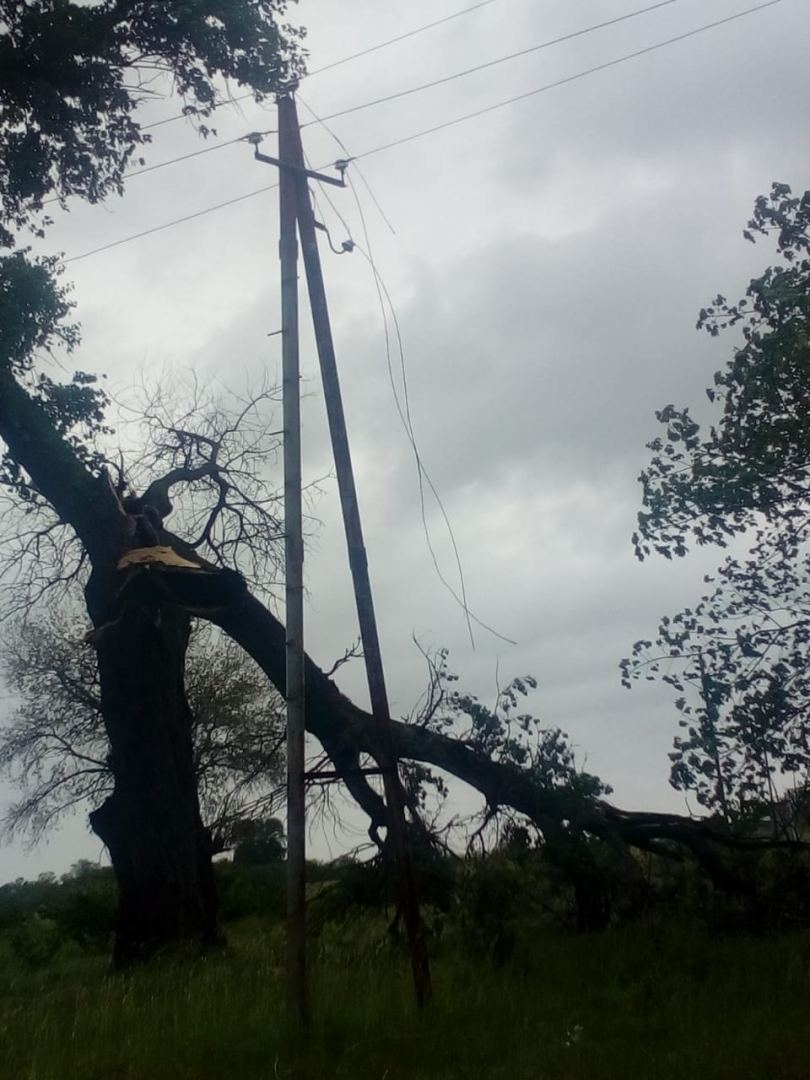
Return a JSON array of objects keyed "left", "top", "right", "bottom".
[
  {"left": 214, "top": 861, "right": 285, "bottom": 922},
  {"left": 10, "top": 913, "right": 63, "bottom": 968}
]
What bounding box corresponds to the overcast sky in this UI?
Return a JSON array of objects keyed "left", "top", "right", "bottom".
[{"left": 2, "top": 0, "right": 809, "bottom": 881}]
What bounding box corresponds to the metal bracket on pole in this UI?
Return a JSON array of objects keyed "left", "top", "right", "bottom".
[{"left": 304, "top": 766, "right": 392, "bottom": 783}]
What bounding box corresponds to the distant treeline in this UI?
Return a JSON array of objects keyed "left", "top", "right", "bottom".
[{"left": 4, "top": 831, "right": 810, "bottom": 970}]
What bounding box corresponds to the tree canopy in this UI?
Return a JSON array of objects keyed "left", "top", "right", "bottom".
[
  {"left": 0, "top": 0, "right": 305, "bottom": 246},
  {"left": 635, "top": 182, "right": 810, "bottom": 561},
  {"left": 626, "top": 183, "right": 810, "bottom": 833}
]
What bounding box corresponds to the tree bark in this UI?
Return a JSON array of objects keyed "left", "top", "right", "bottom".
[{"left": 89, "top": 596, "right": 218, "bottom": 965}]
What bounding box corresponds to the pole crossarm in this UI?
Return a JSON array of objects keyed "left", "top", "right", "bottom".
[{"left": 252, "top": 144, "right": 347, "bottom": 187}]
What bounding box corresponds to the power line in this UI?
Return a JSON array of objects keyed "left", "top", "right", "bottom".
[
  {"left": 63, "top": 1, "right": 781, "bottom": 262},
  {"left": 141, "top": 0, "right": 503, "bottom": 133},
  {"left": 309, "top": 0, "right": 688, "bottom": 127},
  {"left": 300, "top": 98, "right": 506, "bottom": 643},
  {"left": 351, "top": 213, "right": 517, "bottom": 647},
  {"left": 45, "top": 136, "right": 255, "bottom": 205},
  {"left": 308, "top": 156, "right": 510, "bottom": 644},
  {"left": 307, "top": 0, "right": 501, "bottom": 77},
  {"left": 52, "top": 0, "right": 721, "bottom": 217},
  {"left": 348, "top": 0, "right": 782, "bottom": 162},
  {"left": 63, "top": 182, "right": 280, "bottom": 263},
  {"left": 302, "top": 95, "right": 515, "bottom": 645},
  {"left": 120, "top": 135, "right": 261, "bottom": 181}
]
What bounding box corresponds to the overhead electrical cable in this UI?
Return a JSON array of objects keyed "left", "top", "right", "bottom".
[
  {"left": 305, "top": 0, "right": 502, "bottom": 76},
  {"left": 353, "top": 228, "right": 518, "bottom": 647},
  {"left": 340, "top": 0, "right": 783, "bottom": 161},
  {"left": 63, "top": 183, "right": 280, "bottom": 262},
  {"left": 305, "top": 0, "right": 689, "bottom": 127},
  {"left": 141, "top": 0, "right": 504, "bottom": 132},
  {"left": 63, "top": 1, "right": 781, "bottom": 262},
  {"left": 44, "top": 136, "right": 255, "bottom": 205},
  {"left": 346, "top": 179, "right": 477, "bottom": 648}
]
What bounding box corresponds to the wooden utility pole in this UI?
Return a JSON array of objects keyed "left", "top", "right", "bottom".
[
  {"left": 281, "top": 95, "right": 432, "bottom": 1007},
  {"left": 278, "top": 93, "right": 307, "bottom": 1028},
  {"left": 255, "top": 93, "right": 432, "bottom": 1010}
]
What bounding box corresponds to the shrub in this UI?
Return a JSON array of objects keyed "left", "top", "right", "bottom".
[{"left": 9, "top": 913, "right": 63, "bottom": 968}]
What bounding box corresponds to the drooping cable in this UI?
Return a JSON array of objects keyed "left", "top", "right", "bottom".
[
  {"left": 298, "top": 94, "right": 396, "bottom": 236},
  {"left": 352, "top": 228, "right": 518, "bottom": 648},
  {"left": 300, "top": 100, "right": 484, "bottom": 643},
  {"left": 316, "top": 148, "right": 516, "bottom": 646}
]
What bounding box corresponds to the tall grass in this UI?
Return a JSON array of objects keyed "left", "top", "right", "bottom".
[{"left": 2, "top": 921, "right": 810, "bottom": 1079}]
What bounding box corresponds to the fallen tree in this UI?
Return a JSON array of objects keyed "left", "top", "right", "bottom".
[{"left": 6, "top": 320, "right": 809, "bottom": 960}]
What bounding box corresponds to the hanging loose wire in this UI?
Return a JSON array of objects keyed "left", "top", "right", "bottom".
[
  {"left": 299, "top": 94, "right": 396, "bottom": 237},
  {"left": 303, "top": 99, "right": 517, "bottom": 646},
  {"left": 350, "top": 222, "right": 517, "bottom": 648}
]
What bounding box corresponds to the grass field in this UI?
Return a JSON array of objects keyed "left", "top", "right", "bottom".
[{"left": 2, "top": 920, "right": 810, "bottom": 1079}]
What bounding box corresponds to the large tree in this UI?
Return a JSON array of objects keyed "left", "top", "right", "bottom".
[{"left": 0, "top": 0, "right": 304, "bottom": 963}]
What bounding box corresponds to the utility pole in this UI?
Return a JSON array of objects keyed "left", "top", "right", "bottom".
[
  {"left": 281, "top": 95, "right": 432, "bottom": 1007},
  {"left": 254, "top": 92, "right": 432, "bottom": 1011},
  {"left": 278, "top": 92, "right": 307, "bottom": 1029}
]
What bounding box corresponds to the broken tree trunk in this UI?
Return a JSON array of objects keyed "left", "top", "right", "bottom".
[
  {"left": 89, "top": 599, "right": 218, "bottom": 966},
  {"left": 0, "top": 367, "right": 222, "bottom": 963}
]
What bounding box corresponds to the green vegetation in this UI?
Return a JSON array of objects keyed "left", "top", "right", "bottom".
[
  {"left": 2, "top": 915, "right": 810, "bottom": 1080},
  {"left": 2, "top": 853, "right": 810, "bottom": 1079}
]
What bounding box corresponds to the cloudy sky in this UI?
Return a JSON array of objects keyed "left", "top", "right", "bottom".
[{"left": 2, "top": 0, "right": 809, "bottom": 880}]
